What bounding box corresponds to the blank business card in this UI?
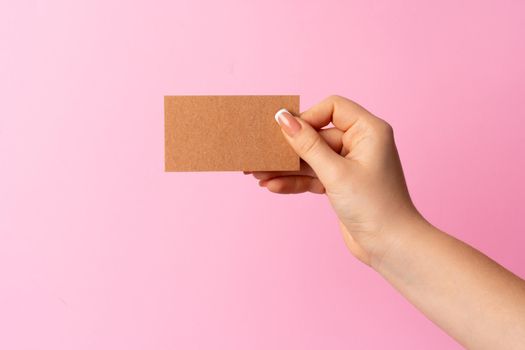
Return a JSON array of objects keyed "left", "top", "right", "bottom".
[{"left": 164, "top": 95, "right": 300, "bottom": 171}]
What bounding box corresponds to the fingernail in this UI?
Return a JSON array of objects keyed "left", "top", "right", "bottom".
[{"left": 274, "top": 108, "right": 301, "bottom": 136}]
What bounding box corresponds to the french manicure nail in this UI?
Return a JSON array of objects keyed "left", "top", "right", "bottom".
[{"left": 274, "top": 108, "right": 301, "bottom": 136}]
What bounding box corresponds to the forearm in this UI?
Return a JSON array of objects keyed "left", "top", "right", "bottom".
[{"left": 373, "top": 217, "right": 525, "bottom": 349}]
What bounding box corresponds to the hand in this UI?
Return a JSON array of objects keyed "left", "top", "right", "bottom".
[
  {"left": 247, "top": 96, "right": 525, "bottom": 349},
  {"left": 246, "top": 95, "right": 423, "bottom": 266}
]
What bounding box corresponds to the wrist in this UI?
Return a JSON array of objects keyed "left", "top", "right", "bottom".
[{"left": 368, "top": 209, "right": 432, "bottom": 273}]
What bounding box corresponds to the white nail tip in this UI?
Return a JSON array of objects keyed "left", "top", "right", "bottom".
[{"left": 274, "top": 108, "right": 289, "bottom": 122}]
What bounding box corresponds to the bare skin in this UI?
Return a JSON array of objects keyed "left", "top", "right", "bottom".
[{"left": 246, "top": 95, "right": 525, "bottom": 349}]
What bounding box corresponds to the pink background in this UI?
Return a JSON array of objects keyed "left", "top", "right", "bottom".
[{"left": 1, "top": 1, "right": 524, "bottom": 349}]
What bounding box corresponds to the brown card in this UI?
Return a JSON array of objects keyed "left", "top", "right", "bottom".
[{"left": 164, "top": 95, "right": 300, "bottom": 171}]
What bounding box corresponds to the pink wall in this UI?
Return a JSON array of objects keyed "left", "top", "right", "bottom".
[{"left": 1, "top": 1, "right": 524, "bottom": 349}]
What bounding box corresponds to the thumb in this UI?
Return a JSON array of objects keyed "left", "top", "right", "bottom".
[{"left": 275, "top": 108, "right": 344, "bottom": 184}]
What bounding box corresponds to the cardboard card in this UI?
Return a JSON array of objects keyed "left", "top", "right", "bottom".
[{"left": 164, "top": 95, "right": 300, "bottom": 171}]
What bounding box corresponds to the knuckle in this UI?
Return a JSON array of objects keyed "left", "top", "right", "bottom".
[
  {"left": 293, "top": 177, "right": 307, "bottom": 193},
  {"left": 373, "top": 119, "right": 394, "bottom": 138},
  {"left": 327, "top": 94, "right": 345, "bottom": 103},
  {"left": 381, "top": 121, "right": 394, "bottom": 136}
]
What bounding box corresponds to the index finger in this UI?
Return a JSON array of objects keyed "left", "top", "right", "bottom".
[{"left": 300, "top": 95, "right": 375, "bottom": 131}]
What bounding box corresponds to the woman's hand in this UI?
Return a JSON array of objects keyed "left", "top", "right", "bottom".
[
  {"left": 247, "top": 95, "right": 525, "bottom": 349},
  {"left": 246, "top": 95, "right": 423, "bottom": 266}
]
